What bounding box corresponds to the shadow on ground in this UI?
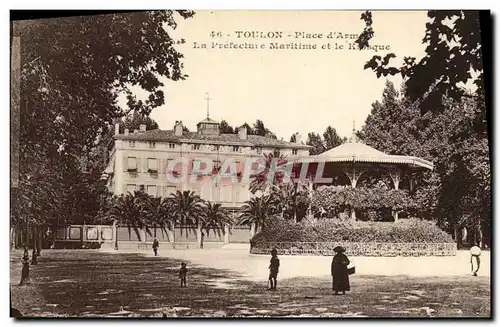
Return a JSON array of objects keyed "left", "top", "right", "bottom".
[{"left": 10, "top": 250, "right": 491, "bottom": 318}]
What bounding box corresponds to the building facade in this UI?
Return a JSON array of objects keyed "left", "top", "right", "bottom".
[{"left": 103, "top": 117, "right": 311, "bottom": 212}]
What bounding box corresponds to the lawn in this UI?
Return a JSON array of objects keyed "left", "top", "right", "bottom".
[{"left": 10, "top": 250, "right": 490, "bottom": 318}]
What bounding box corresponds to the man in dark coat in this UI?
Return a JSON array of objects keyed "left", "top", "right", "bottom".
[
  {"left": 331, "top": 246, "right": 350, "bottom": 295},
  {"left": 152, "top": 238, "right": 159, "bottom": 256}
]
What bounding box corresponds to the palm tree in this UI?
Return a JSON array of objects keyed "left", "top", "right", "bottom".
[
  {"left": 137, "top": 195, "right": 174, "bottom": 241},
  {"left": 107, "top": 192, "right": 149, "bottom": 242},
  {"left": 167, "top": 190, "right": 204, "bottom": 234},
  {"left": 239, "top": 194, "right": 280, "bottom": 232},
  {"left": 249, "top": 152, "right": 289, "bottom": 194},
  {"left": 199, "top": 202, "right": 233, "bottom": 238}
]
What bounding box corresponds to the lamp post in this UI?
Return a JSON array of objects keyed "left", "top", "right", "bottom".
[{"left": 113, "top": 219, "right": 118, "bottom": 250}]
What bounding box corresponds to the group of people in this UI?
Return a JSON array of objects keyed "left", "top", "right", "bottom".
[
  {"left": 154, "top": 239, "right": 483, "bottom": 292},
  {"left": 267, "top": 246, "right": 353, "bottom": 294}
]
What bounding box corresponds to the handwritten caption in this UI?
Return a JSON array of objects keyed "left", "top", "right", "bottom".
[{"left": 192, "top": 31, "right": 391, "bottom": 52}]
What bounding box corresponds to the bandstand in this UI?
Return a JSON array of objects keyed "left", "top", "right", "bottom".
[{"left": 301, "top": 131, "right": 434, "bottom": 221}]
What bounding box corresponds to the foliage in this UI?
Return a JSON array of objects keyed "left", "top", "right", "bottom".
[
  {"left": 137, "top": 195, "right": 174, "bottom": 238},
  {"left": 238, "top": 195, "right": 280, "bottom": 230},
  {"left": 13, "top": 11, "right": 194, "bottom": 233},
  {"left": 107, "top": 192, "right": 149, "bottom": 240},
  {"left": 122, "top": 111, "right": 159, "bottom": 132},
  {"left": 311, "top": 185, "right": 416, "bottom": 220},
  {"left": 249, "top": 152, "right": 289, "bottom": 194},
  {"left": 252, "top": 119, "right": 276, "bottom": 139},
  {"left": 323, "top": 126, "right": 343, "bottom": 150},
  {"left": 200, "top": 202, "right": 233, "bottom": 237},
  {"left": 251, "top": 217, "right": 453, "bottom": 244},
  {"left": 306, "top": 132, "right": 326, "bottom": 155},
  {"left": 356, "top": 10, "right": 484, "bottom": 114},
  {"left": 168, "top": 190, "right": 204, "bottom": 227},
  {"left": 360, "top": 81, "right": 490, "bottom": 245},
  {"left": 219, "top": 120, "right": 235, "bottom": 134},
  {"left": 99, "top": 190, "right": 232, "bottom": 238}
]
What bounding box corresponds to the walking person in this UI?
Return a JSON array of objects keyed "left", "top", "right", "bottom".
[
  {"left": 268, "top": 248, "right": 280, "bottom": 291},
  {"left": 179, "top": 262, "right": 188, "bottom": 288},
  {"left": 200, "top": 232, "right": 205, "bottom": 249},
  {"left": 152, "top": 238, "right": 159, "bottom": 256},
  {"left": 470, "top": 242, "right": 481, "bottom": 276},
  {"left": 331, "top": 246, "right": 350, "bottom": 295}
]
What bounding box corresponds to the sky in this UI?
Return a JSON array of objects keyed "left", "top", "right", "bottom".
[{"left": 120, "top": 11, "right": 429, "bottom": 141}]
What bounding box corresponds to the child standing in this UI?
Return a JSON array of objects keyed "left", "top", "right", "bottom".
[
  {"left": 179, "top": 262, "right": 188, "bottom": 288},
  {"left": 268, "top": 248, "right": 280, "bottom": 290}
]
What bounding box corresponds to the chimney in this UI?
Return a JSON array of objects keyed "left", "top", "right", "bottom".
[
  {"left": 174, "top": 121, "right": 184, "bottom": 136},
  {"left": 133, "top": 129, "right": 139, "bottom": 134},
  {"left": 238, "top": 125, "right": 247, "bottom": 140},
  {"left": 139, "top": 124, "right": 146, "bottom": 132},
  {"left": 124, "top": 128, "right": 129, "bottom": 135},
  {"left": 114, "top": 123, "right": 120, "bottom": 135}
]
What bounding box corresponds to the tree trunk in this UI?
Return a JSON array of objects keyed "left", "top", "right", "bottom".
[
  {"left": 37, "top": 226, "right": 42, "bottom": 255},
  {"left": 453, "top": 224, "right": 460, "bottom": 248},
  {"left": 196, "top": 221, "right": 202, "bottom": 248}
]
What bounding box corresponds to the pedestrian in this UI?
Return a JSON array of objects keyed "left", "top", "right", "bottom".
[
  {"left": 179, "top": 262, "right": 188, "bottom": 288},
  {"left": 19, "top": 250, "right": 30, "bottom": 286},
  {"left": 200, "top": 232, "right": 205, "bottom": 249},
  {"left": 470, "top": 242, "right": 481, "bottom": 276},
  {"left": 331, "top": 246, "right": 350, "bottom": 295},
  {"left": 268, "top": 248, "right": 280, "bottom": 290},
  {"left": 152, "top": 238, "right": 159, "bottom": 256}
]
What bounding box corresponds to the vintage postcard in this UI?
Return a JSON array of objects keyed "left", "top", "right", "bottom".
[{"left": 10, "top": 10, "right": 491, "bottom": 318}]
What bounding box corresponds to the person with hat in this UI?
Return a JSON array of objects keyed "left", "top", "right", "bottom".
[
  {"left": 152, "top": 238, "right": 159, "bottom": 256},
  {"left": 268, "top": 248, "right": 280, "bottom": 290},
  {"left": 331, "top": 246, "right": 350, "bottom": 295},
  {"left": 470, "top": 242, "right": 481, "bottom": 276}
]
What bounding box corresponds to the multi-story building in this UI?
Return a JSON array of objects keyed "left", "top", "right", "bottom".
[{"left": 103, "top": 116, "right": 311, "bottom": 214}]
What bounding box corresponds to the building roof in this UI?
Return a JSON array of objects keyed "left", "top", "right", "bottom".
[
  {"left": 313, "top": 139, "right": 434, "bottom": 170},
  {"left": 197, "top": 117, "right": 219, "bottom": 125},
  {"left": 114, "top": 129, "right": 311, "bottom": 149}
]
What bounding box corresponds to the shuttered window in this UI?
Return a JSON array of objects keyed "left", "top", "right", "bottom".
[{"left": 127, "top": 157, "right": 137, "bottom": 171}]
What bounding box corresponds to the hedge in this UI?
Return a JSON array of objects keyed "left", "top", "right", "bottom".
[{"left": 251, "top": 217, "right": 454, "bottom": 244}]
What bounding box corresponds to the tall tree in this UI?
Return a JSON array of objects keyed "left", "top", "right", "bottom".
[
  {"left": 199, "top": 202, "right": 233, "bottom": 237},
  {"left": 361, "top": 82, "right": 490, "bottom": 247},
  {"left": 123, "top": 112, "right": 159, "bottom": 131},
  {"left": 14, "top": 11, "right": 194, "bottom": 231},
  {"left": 356, "top": 10, "right": 485, "bottom": 114},
  {"left": 323, "top": 126, "right": 343, "bottom": 150},
  {"left": 306, "top": 132, "right": 326, "bottom": 155},
  {"left": 219, "top": 120, "right": 234, "bottom": 134}
]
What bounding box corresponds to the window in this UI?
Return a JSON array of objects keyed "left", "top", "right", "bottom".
[
  {"left": 148, "top": 158, "right": 158, "bottom": 173},
  {"left": 292, "top": 149, "right": 298, "bottom": 155},
  {"left": 139, "top": 185, "right": 145, "bottom": 192},
  {"left": 256, "top": 147, "right": 262, "bottom": 154},
  {"left": 232, "top": 146, "right": 239, "bottom": 152},
  {"left": 164, "top": 185, "right": 177, "bottom": 197},
  {"left": 169, "top": 143, "right": 175, "bottom": 149},
  {"left": 129, "top": 140, "right": 135, "bottom": 147},
  {"left": 147, "top": 185, "right": 157, "bottom": 196},
  {"left": 127, "top": 157, "right": 137, "bottom": 172},
  {"left": 126, "top": 184, "right": 136, "bottom": 194},
  {"left": 148, "top": 141, "right": 156, "bottom": 148},
  {"left": 192, "top": 144, "right": 200, "bottom": 150}
]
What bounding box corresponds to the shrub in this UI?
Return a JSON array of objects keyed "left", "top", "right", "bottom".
[{"left": 251, "top": 217, "right": 453, "bottom": 244}]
